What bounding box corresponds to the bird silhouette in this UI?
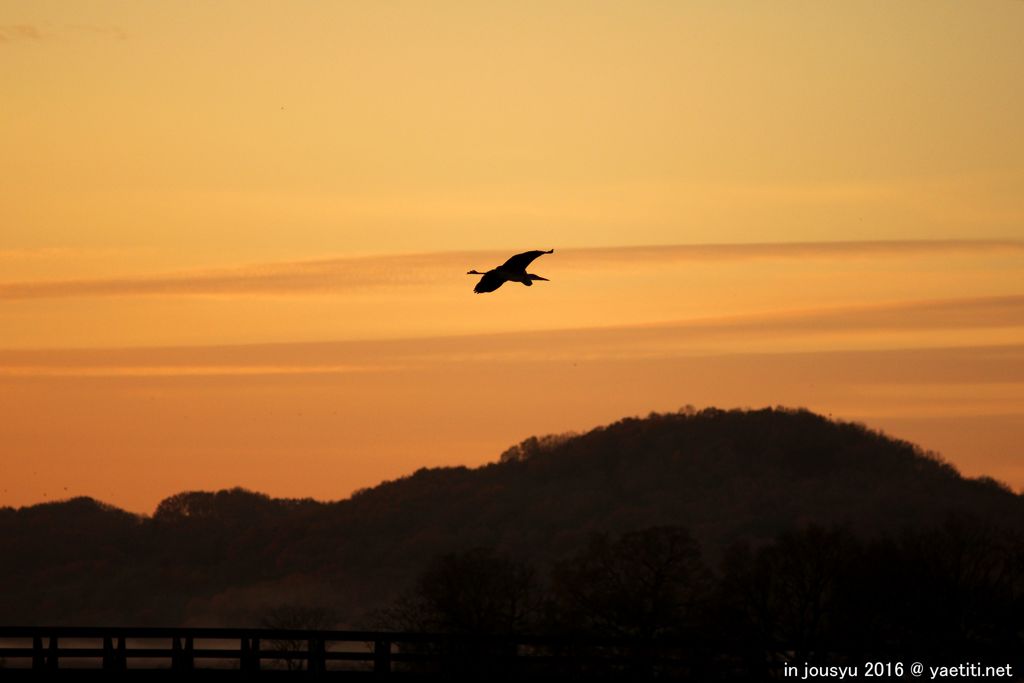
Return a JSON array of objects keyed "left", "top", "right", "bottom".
[{"left": 467, "top": 249, "right": 554, "bottom": 293}]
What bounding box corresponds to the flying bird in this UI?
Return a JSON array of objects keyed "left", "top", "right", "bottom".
[{"left": 467, "top": 249, "right": 555, "bottom": 294}]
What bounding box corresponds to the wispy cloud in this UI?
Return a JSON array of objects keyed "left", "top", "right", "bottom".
[
  {"left": 0, "top": 251, "right": 463, "bottom": 299},
  {"left": 555, "top": 239, "right": 1024, "bottom": 267},
  {"left": 0, "top": 25, "right": 42, "bottom": 43},
  {"left": 0, "top": 364, "right": 395, "bottom": 378},
  {"left": 0, "top": 23, "right": 127, "bottom": 44},
  {"left": 0, "top": 247, "right": 146, "bottom": 261},
  {"left": 68, "top": 24, "right": 127, "bottom": 41},
  {"left": 3, "top": 294, "right": 1021, "bottom": 376},
  {"left": 1, "top": 240, "right": 1020, "bottom": 300}
]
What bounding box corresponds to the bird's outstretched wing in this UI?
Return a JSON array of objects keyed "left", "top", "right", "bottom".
[
  {"left": 501, "top": 249, "right": 554, "bottom": 272},
  {"left": 473, "top": 271, "right": 506, "bottom": 294}
]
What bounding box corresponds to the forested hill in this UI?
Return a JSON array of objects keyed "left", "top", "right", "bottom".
[{"left": 2, "top": 407, "right": 1021, "bottom": 627}]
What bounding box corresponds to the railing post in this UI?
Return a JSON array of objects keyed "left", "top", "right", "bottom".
[
  {"left": 46, "top": 635, "right": 58, "bottom": 670},
  {"left": 240, "top": 635, "right": 262, "bottom": 673},
  {"left": 172, "top": 635, "right": 182, "bottom": 670},
  {"left": 307, "top": 637, "right": 325, "bottom": 674},
  {"left": 103, "top": 636, "right": 115, "bottom": 670},
  {"left": 116, "top": 635, "right": 127, "bottom": 670},
  {"left": 32, "top": 635, "right": 44, "bottom": 670},
  {"left": 172, "top": 635, "right": 195, "bottom": 670},
  {"left": 374, "top": 638, "right": 391, "bottom": 675},
  {"left": 241, "top": 636, "right": 252, "bottom": 672}
]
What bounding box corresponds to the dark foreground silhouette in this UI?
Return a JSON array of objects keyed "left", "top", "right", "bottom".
[
  {"left": 1, "top": 521, "right": 1021, "bottom": 680},
  {"left": 1, "top": 408, "right": 1022, "bottom": 677},
  {"left": 1, "top": 624, "right": 713, "bottom": 679}
]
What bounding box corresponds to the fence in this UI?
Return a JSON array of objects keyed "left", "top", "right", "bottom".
[{"left": 0, "top": 626, "right": 697, "bottom": 678}]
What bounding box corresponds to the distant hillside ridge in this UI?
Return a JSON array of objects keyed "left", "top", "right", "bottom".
[{"left": 1, "top": 406, "right": 1020, "bottom": 627}]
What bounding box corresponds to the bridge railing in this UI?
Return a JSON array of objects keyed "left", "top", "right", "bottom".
[{"left": 0, "top": 626, "right": 695, "bottom": 676}]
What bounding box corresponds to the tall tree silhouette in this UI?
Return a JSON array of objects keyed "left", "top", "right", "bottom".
[{"left": 549, "top": 527, "right": 711, "bottom": 639}]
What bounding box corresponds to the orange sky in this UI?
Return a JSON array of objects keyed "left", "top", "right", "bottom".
[{"left": 2, "top": 1, "right": 1023, "bottom": 512}]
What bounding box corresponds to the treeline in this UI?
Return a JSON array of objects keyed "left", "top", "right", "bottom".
[
  {"left": 379, "top": 520, "right": 1024, "bottom": 677},
  {"left": 1, "top": 407, "right": 1022, "bottom": 630}
]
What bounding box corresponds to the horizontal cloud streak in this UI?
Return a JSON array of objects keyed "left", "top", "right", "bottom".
[
  {"left": 0, "top": 25, "right": 42, "bottom": 43},
  {"left": 556, "top": 239, "right": 1024, "bottom": 266},
  {"left": 3, "top": 294, "right": 1022, "bottom": 376},
  {"left": 0, "top": 23, "right": 127, "bottom": 43},
  {"left": 1, "top": 239, "right": 1021, "bottom": 300},
  {"left": 0, "top": 365, "right": 396, "bottom": 378}
]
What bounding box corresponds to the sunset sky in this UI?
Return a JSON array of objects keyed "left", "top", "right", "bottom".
[{"left": 2, "top": 1, "right": 1023, "bottom": 513}]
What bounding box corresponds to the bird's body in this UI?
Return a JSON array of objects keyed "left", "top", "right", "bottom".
[{"left": 467, "top": 249, "right": 554, "bottom": 294}]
